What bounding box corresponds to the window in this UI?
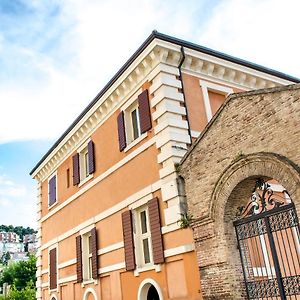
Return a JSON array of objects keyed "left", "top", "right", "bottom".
[
  {"left": 134, "top": 206, "right": 153, "bottom": 267},
  {"left": 117, "top": 89, "right": 152, "bottom": 151},
  {"left": 73, "top": 140, "right": 95, "bottom": 186},
  {"left": 121, "top": 197, "right": 164, "bottom": 272},
  {"left": 80, "top": 147, "right": 89, "bottom": 181},
  {"left": 76, "top": 227, "right": 98, "bottom": 283},
  {"left": 82, "top": 232, "right": 93, "bottom": 280},
  {"left": 126, "top": 102, "right": 142, "bottom": 143},
  {"left": 48, "top": 173, "right": 57, "bottom": 207},
  {"left": 199, "top": 80, "right": 233, "bottom": 122}
]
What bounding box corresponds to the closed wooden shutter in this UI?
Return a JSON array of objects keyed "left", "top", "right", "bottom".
[
  {"left": 49, "top": 248, "right": 57, "bottom": 289},
  {"left": 72, "top": 153, "right": 80, "bottom": 185},
  {"left": 121, "top": 210, "right": 135, "bottom": 271},
  {"left": 138, "top": 89, "right": 152, "bottom": 134},
  {"left": 148, "top": 197, "right": 164, "bottom": 264},
  {"left": 76, "top": 235, "right": 83, "bottom": 282},
  {"left": 117, "top": 111, "right": 127, "bottom": 151},
  {"left": 48, "top": 175, "right": 56, "bottom": 206},
  {"left": 88, "top": 140, "right": 95, "bottom": 174},
  {"left": 91, "top": 228, "right": 98, "bottom": 279}
]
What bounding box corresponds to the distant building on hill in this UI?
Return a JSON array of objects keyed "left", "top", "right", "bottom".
[
  {"left": 0, "top": 242, "right": 23, "bottom": 254},
  {"left": 0, "top": 232, "right": 19, "bottom": 243},
  {"left": 23, "top": 233, "right": 37, "bottom": 244}
]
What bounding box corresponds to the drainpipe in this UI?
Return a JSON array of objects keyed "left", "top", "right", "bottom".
[{"left": 178, "top": 46, "right": 192, "bottom": 145}]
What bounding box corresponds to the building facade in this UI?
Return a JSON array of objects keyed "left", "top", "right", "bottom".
[
  {"left": 179, "top": 84, "right": 300, "bottom": 299},
  {"left": 30, "top": 31, "right": 299, "bottom": 300},
  {"left": 0, "top": 232, "right": 19, "bottom": 243}
]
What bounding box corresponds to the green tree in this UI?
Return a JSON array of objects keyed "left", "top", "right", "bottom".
[
  {"left": 0, "top": 255, "right": 37, "bottom": 295},
  {"left": 0, "top": 263, "right": 15, "bottom": 286},
  {"left": 6, "top": 281, "right": 36, "bottom": 300},
  {"left": 13, "top": 256, "right": 36, "bottom": 290},
  {"left": 1, "top": 252, "right": 11, "bottom": 265}
]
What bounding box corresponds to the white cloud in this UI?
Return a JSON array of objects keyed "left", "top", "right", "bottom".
[
  {"left": 0, "top": 174, "right": 36, "bottom": 227},
  {"left": 0, "top": 0, "right": 298, "bottom": 146},
  {"left": 0, "top": 198, "right": 12, "bottom": 207},
  {"left": 0, "top": 0, "right": 206, "bottom": 144},
  {"left": 198, "top": 0, "right": 300, "bottom": 78}
]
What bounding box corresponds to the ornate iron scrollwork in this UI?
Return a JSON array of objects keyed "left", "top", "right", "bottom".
[{"left": 236, "top": 178, "right": 290, "bottom": 218}]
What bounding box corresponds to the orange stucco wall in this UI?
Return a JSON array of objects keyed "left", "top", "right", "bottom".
[
  {"left": 39, "top": 72, "right": 248, "bottom": 300},
  {"left": 182, "top": 73, "right": 244, "bottom": 133}
]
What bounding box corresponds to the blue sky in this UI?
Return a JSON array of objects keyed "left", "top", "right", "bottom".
[{"left": 0, "top": 0, "right": 299, "bottom": 228}]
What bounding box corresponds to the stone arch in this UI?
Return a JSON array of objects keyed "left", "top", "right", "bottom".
[
  {"left": 193, "top": 152, "right": 300, "bottom": 299},
  {"left": 83, "top": 288, "right": 98, "bottom": 300},
  {"left": 211, "top": 152, "right": 300, "bottom": 225},
  {"left": 137, "top": 278, "right": 164, "bottom": 300}
]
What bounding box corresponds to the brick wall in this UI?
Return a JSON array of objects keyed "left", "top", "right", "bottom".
[{"left": 179, "top": 84, "right": 300, "bottom": 299}]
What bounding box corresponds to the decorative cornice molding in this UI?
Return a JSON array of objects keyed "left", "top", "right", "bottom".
[{"left": 32, "top": 39, "right": 294, "bottom": 182}]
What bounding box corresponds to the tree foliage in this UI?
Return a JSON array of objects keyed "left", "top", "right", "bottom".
[
  {"left": 4, "top": 282, "right": 36, "bottom": 300},
  {"left": 1, "top": 252, "right": 11, "bottom": 265},
  {"left": 0, "top": 255, "right": 36, "bottom": 299}
]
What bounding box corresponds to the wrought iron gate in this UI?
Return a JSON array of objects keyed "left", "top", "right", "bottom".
[{"left": 234, "top": 179, "right": 300, "bottom": 299}]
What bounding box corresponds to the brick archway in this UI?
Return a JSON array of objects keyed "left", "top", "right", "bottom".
[
  {"left": 211, "top": 152, "right": 300, "bottom": 225},
  {"left": 191, "top": 152, "right": 300, "bottom": 299}
]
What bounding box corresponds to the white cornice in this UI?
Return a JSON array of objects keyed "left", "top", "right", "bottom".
[{"left": 32, "top": 39, "right": 294, "bottom": 181}]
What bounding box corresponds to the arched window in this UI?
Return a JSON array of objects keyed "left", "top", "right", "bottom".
[{"left": 138, "top": 279, "right": 163, "bottom": 300}]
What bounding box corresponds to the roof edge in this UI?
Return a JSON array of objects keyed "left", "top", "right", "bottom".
[
  {"left": 179, "top": 83, "right": 300, "bottom": 167},
  {"left": 30, "top": 30, "right": 300, "bottom": 176}
]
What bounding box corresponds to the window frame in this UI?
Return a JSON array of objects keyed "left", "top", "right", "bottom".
[
  {"left": 77, "top": 140, "right": 94, "bottom": 187},
  {"left": 120, "top": 89, "right": 148, "bottom": 152},
  {"left": 125, "top": 101, "right": 142, "bottom": 144},
  {"left": 133, "top": 205, "right": 154, "bottom": 269},
  {"left": 79, "top": 225, "right": 97, "bottom": 285},
  {"left": 82, "top": 232, "right": 93, "bottom": 281},
  {"left": 48, "top": 172, "right": 58, "bottom": 209},
  {"left": 199, "top": 79, "right": 233, "bottom": 122}
]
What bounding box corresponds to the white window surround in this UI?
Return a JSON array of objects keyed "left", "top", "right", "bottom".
[
  {"left": 124, "top": 132, "right": 148, "bottom": 153},
  {"left": 79, "top": 224, "right": 97, "bottom": 285},
  {"left": 50, "top": 295, "right": 58, "bottom": 300},
  {"left": 127, "top": 103, "right": 141, "bottom": 142},
  {"left": 48, "top": 171, "right": 58, "bottom": 209},
  {"left": 77, "top": 140, "right": 93, "bottom": 186},
  {"left": 83, "top": 287, "right": 98, "bottom": 300},
  {"left": 78, "top": 173, "right": 94, "bottom": 188},
  {"left": 121, "top": 87, "right": 146, "bottom": 148},
  {"left": 134, "top": 263, "right": 161, "bottom": 277},
  {"left": 199, "top": 79, "right": 233, "bottom": 122},
  {"left": 133, "top": 206, "right": 154, "bottom": 270},
  {"left": 137, "top": 278, "right": 164, "bottom": 300},
  {"left": 48, "top": 243, "right": 58, "bottom": 293}
]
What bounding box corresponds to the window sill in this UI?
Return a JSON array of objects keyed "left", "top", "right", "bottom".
[
  {"left": 78, "top": 174, "right": 94, "bottom": 188},
  {"left": 48, "top": 201, "right": 58, "bottom": 210},
  {"left": 134, "top": 264, "right": 161, "bottom": 277},
  {"left": 124, "top": 132, "right": 148, "bottom": 153},
  {"left": 81, "top": 279, "right": 98, "bottom": 287},
  {"left": 48, "top": 287, "right": 58, "bottom": 294}
]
